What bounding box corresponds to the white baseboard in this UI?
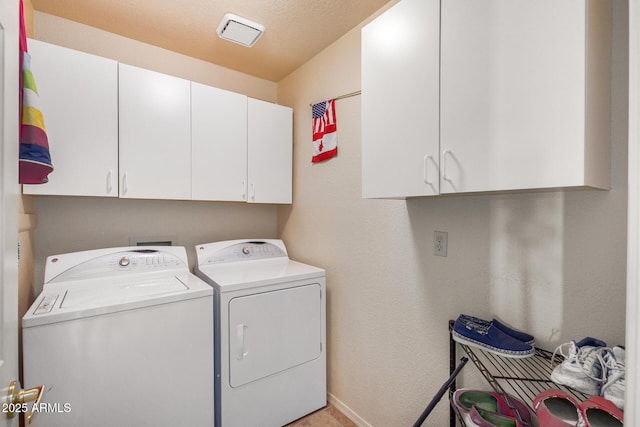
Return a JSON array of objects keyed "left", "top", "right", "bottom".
[{"left": 328, "top": 393, "right": 372, "bottom": 427}]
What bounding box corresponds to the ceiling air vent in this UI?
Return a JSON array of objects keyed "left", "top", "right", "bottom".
[{"left": 216, "top": 13, "right": 265, "bottom": 47}]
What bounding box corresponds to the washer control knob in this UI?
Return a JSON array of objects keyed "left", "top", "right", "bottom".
[
  {"left": 119, "top": 256, "right": 130, "bottom": 267},
  {"left": 242, "top": 246, "right": 251, "bottom": 255}
]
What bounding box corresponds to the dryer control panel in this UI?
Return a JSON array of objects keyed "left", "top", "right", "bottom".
[{"left": 200, "top": 241, "right": 287, "bottom": 264}]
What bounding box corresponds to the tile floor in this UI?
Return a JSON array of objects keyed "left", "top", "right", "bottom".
[{"left": 285, "top": 404, "right": 357, "bottom": 427}]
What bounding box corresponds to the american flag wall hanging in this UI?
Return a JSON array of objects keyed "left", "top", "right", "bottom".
[{"left": 311, "top": 99, "right": 337, "bottom": 163}]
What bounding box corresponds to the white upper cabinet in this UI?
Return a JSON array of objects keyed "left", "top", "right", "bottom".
[
  {"left": 21, "top": 43, "right": 292, "bottom": 203},
  {"left": 118, "top": 64, "right": 191, "bottom": 200},
  {"left": 440, "top": 0, "right": 611, "bottom": 194},
  {"left": 362, "top": 0, "right": 611, "bottom": 198},
  {"left": 191, "top": 83, "right": 248, "bottom": 202},
  {"left": 247, "top": 98, "right": 293, "bottom": 204},
  {"left": 23, "top": 40, "right": 118, "bottom": 197},
  {"left": 361, "top": 0, "right": 440, "bottom": 198}
]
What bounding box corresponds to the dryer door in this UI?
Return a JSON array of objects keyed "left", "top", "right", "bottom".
[{"left": 228, "top": 283, "right": 322, "bottom": 388}]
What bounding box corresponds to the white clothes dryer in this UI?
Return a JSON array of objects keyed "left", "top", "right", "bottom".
[
  {"left": 22, "top": 246, "right": 214, "bottom": 427},
  {"left": 195, "top": 239, "right": 326, "bottom": 427}
]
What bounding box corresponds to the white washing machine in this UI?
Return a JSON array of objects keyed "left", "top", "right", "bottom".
[
  {"left": 195, "top": 239, "right": 326, "bottom": 427},
  {"left": 22, "top": 246, "right": 214, "bottom": 427}
]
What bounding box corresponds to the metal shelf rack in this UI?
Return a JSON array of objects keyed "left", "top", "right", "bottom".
[{"left": 448, "top": 320, "right": 589, "bottom": 426}]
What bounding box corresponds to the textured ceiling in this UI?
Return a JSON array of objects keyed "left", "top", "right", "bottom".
[{"left": 31, "top": 0, "right": 392, "bottom": 82}]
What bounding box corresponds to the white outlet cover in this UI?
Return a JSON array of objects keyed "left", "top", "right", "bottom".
[{"left": 433, "top": 231, "right": 448, "bottom": 257}]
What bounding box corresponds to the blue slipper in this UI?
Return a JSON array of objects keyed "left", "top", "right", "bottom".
[
  {"left": 457, "top": 314, "right": 535, "bottom": 345},
  {"left": 453, "top": 315, "right": 535, "bottom": 358}
]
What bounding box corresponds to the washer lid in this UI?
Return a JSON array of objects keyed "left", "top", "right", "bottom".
[
  {"left": 23, "top": 273, "right": 212, "bottom": 328},
  {"left": 61, "top": 275, "right": 186, "bottom": 309}
]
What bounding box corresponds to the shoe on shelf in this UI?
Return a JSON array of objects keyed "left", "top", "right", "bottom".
[
  {"left": 533, "top": 390, "right": 585, "bottom": 427},
  {"left": 457, "top": 314, "right": 535, "bottom": 345},
  {"left": 600, "top": 346, "right": 625, "bottom": 410},
  {"left": 580, "top": 396, "right": 623, "bottom": 426},
  {"left": 550, "top": 338, "right": 608, "bottom": 395},
  {"left": 452, "top": 315, "right": 535, "bottom": 358},
  {"left": 467, "top": 405, "right": 521, "bottom": 427},
  {"left": 493, "top": 318, "right": 535, "bottom": 345},
  {"left": 452, "top": 389, "right": 535, "bottom": 426}
]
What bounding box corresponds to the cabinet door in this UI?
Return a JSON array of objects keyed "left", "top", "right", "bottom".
[
  {"left": 191, "top": 83, "right": 248, "bottom": 201},
  {"left": 247, "top": 99, "right": 292, "bottom": 204},
  {"left": 23, "top": 40, "right": 118, "bottom": 197},
  {"left": 361, "top": 0, "right": 440, "bottom": 198},
  {"left": 118, "top": 64, "right": 191, "bottom": 200},
  {"left": 440, "top": 0, "right": 598, "bottom": 193}
]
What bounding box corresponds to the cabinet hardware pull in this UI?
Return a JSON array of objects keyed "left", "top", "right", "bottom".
[
  {"left": 107, "top": 170, "right": 113, "bottom": 194},
  {"left": 241, "top": 180, "right": 246, "bottom": 200},
  {"left": 423, "top": 155, "right": 433, "bottom": 185},
  {"left": 443, "top": 150, "right": 453, "bottom": 182},
  {"left": 250, "top": 183, "right": 255, "bottom": 201},
  {"left": 122, "top": 172, "right": 128, "bottom": 195}
]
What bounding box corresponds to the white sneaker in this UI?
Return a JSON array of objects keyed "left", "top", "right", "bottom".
[
  {"left": 601, "top": 346, "right": 625, "bottom": 410},
  {"left": 550, "top": 338, "right": 607, "bottom": 396}
]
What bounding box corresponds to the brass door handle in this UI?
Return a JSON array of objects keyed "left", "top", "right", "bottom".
[{"left": 6, "top": 380, "right": 45, "bottom": 425}]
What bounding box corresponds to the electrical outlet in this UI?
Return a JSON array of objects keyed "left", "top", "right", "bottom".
[{"left": 433, "top": 231, "right": 448, "bottom": 257}]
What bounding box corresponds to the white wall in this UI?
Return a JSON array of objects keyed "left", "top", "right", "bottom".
[
  {"left": 34, "top": 12, "right": 277, "bottom": 101},
  {"left": 33, "top": 197, "right": 277, "bottom": 289},
  {"left": 30, "top": 13, "right": 281, "bottom": 289},
  {"left": 277, "top": 1, "right": 628, "bottom": 425}
]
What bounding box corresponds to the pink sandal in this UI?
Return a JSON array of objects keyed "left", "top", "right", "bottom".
[
  {"left": 533, "top": 390, "right": 584, "bottom": 427},
  {"left": 579, "top": 396, "right": 623, "bottom": 426}
]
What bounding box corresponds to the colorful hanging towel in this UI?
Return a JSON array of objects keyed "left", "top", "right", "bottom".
[
  {"left": 18, "top": 0, "right": 53, "bottom": 184},
  {"left": 311, "top": 99, "right": 337, "bottom": 163}
]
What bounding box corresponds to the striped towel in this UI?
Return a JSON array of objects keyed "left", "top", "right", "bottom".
[{"left": 19, "top": 0, "right": 53, "bottom": 184}]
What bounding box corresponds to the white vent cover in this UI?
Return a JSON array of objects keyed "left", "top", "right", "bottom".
[{"left": 216, "top": 13, "right": 265, "bottom": 47}]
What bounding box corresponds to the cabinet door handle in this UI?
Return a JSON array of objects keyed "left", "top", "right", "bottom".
[
  {"left": 442, "top": 150, "right": 453, "bottom": 182},
  {"left": 122, "top": 172, "right": 128, "bottom": 195},
  {"left": 250, "top": 183, "right": 255, "bottom": 201},
  {"left": 241, "top": 180, "right": 246, "bottom": 200},
  {"left": 106, "top": 170, "right": 113, "bottom": 194},
  {"left": 423, "top": 155, "right": 433, "bottom": 185}
]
